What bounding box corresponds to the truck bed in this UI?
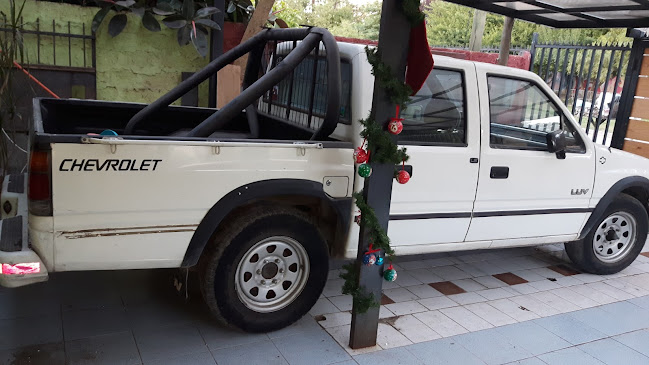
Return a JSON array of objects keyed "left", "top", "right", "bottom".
[{"left": 36, "top": 98, "right": 332, "bottom": 142}]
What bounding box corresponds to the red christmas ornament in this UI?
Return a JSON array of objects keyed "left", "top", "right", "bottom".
[
  {"left": 388, "top": 105, "right": 404, "bottom": 135},
  {"left": 397, "top": 169, "right": 410, "bottom": 184},
  {"left": 388, "top": 119, "right": 403, "bottom": 135},
  {"left": 353, "top": 147, "right": 369, "bottom": 164}
]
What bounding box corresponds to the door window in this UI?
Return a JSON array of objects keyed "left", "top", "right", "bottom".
[
  {"left": 400, "top": 69, "right": 466, "bottom": 145},
  {"left": 487, "top": 76, "right": 585, "bottom": 152}
]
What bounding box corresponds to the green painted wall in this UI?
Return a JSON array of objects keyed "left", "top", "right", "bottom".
[{"left": 4, "top": 0, "right": 209, "bottom": 105}]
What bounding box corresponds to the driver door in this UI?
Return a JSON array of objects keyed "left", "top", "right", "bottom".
[{"left": 465, "top": 70, "right": 595, "bottom": 245}]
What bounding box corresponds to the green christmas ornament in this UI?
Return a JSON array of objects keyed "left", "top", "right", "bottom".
[
  {"left": 358, "top": 163, "right": 372, "bottom": 178},
  {"left": 383, "top": 264, "right": 397, "bottom": 282}
]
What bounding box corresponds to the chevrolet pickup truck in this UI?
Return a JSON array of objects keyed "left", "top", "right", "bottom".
[{"left": 2, "top": 27, "right": 649, "bottom": 332}]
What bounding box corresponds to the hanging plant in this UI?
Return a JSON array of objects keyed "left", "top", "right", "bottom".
[{"left": 91, "top": 0, "right": 221, "bottom": 57}]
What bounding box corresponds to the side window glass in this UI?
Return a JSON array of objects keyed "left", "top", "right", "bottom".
[
  {"left": 487, "top": 76, "right": 585, "bottom": 152},
  {"left": 400, "top": 69, "right": 466, "bottom": 145}
]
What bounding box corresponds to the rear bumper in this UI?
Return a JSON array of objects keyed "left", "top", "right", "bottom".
[{"left": 0, "top": 175, "right": 48, "bottom": 287}]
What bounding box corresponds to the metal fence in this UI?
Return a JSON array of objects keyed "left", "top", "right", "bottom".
[
  {"left": 0, "top": 16, "right": 96, "bottom": 71},
  {"left": 529, "top": 33, "right": 632, "bottom": 146}
]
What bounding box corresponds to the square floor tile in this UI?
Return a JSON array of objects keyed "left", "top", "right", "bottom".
[
  {"left": 628, "top": 295, "right": 649, "bottom": 309},
  {"left": 0, "top": 314, "right": 63, "bottom": 351},
  {"left": 148, "top": 351, "right": 216, "bottom": 365},
  {"left": 508, "top": 283, "right": 541, "bottom": 295},
  {"left": 316, "top": 311, "right": 351, "bottom": 328},
  {"left": 433, "top": 266, "right": 472, "bottom": 281},
  {"left": 603, "top": 279, "right": 649, "bottom": 297},
  {"left": 199, "top": 322, "right": 269, "bottom": 350},
  {"left": 376, "top": 322, "right": 413, "bottom": 349},
  {"left": 470, "top": 261, "right": 508, "bottom": 276},
  {"left": 384, "top": 288, "right": 420, "bottom": 303},
  {"left": 441, "top": 306, "right": 493, "bottom": 332},
  {"left": 504, "top": 357, "right": 546, "bottom": 365},
  {"left": 125, "top": 302, "right": 199, "bottom": 331},
  {"left": 268, "top": 315, "right": 322, "bottom": 339},
  {"left": 548, "top": 264, "right": 580, "bottom": 276},
  {"left": 497, "top": 321, "right": 571, "bottom": 356},
  {"left": 134, "top": 323, "right": 207, "bottom": 363},
  {"left": 453, "top": 329, "right": 532, "bottom": 365},
  {"left": 494, "top": 273, "right": 528, "bottom": 285},
  {"left": 448, "top": 292, "right": 487, "bottom": 306},
  {"left": 406, "top": 338, "right": 485, "bottom": 365},
  {"left": 392, "top": 271, "right": 425, "bottom": 287},
  {"left": 579, "top": 338, "right": 649, "bottom": 365},
  {"left": 385, "top": 301, "right": 428, "bottom": 316},
  {"left": 527, "top": 279, "right": 562, "bottom": 292},
  {"left": 585, "top": 282, "right": 634, "bottom": 301},
  {"left": 510, "top": 270, "right": 546, "bottom": 283},
  {"left": 212, "top": 339, "right": 286, "bottom": 365},
  {"left": 534, "top": 313, "right": 607, "bottom": 345},
  {"left": 63, "top": 308, "right": 130, "bottom": 341},
  {"left": 399, "top": 260, "right": 430, "bottom": 270},
  {"left": 550, "top": 287, "right": 600, "bottom": 309},
  {"left": 509, "top": 295, "right": 561, "bottom": 317},
  {"left": 322, "top": 279, "right": 345, "bottom": 297},
  {"left": 529, "top": 291, "right": 580, "bottom": 313},
  {"left": 488, "top": 298, "right": 540, "bottom": 322},
  {"left": 406, "top": 285, "right": 443, "bottom": 299},
  {"left": 464, "top": 302, "right": 517, "bottom": 327},
  {"left": 0, "top": 342, "right": 65, "bottom": 365},
  {"left": 380, "top": 306, "right": 395, "bottom": 319},
  {"left": 417, "top": 296, "right": 457, "bottom": 311},
  {"left": 423, "top": 258, "right": 455, "bottom": 268},
  {"left": 388, "top": 315, "right": 440, "bottom": 343},
  {"left": 614, "top": 329, "right": 649, "bottom": 357},
  {"left": 309, "top": 298, "right": 339, "bottom": 316},
  {"left": 329, "top": 295, "right": 354, "bottom": 312},
  {"left": 429, "top": 281, "right": 466, "bottom": 295},
  {"left": 569, "top": 284, "right": 617, "bottom": 305},
  {"left": 538, "top": 346, "right": 605, "bottom": 365},
  {"left": 553, "top": 276, "right": 583, "bottom": 288},
  {"left": 273, "top": 327, "right": 351, "bottom": 365},
  {"left": 453, "top": 263, "right": 488, "bottom": 278},
  {"left": 381, "top": 294, "right": 396, "bottom": 305},
  {"left": 452, "top": 279, "right": 488, "bottom": 292},
  {"left": 476, "top": 288, "right": 516, "bottom": 301},
  {"left": 354, "top": 347, "right": 424, "bottom": 365},
  {"left": 65, "top": 331, "right": 140, "bottom": 365},
  {"left": 405, "top": 269, "right": 442, "bottom": 285},
  {"left": 474, "top": 276, "right": 508, "bottom": 289},
  {"left": 413, "top": 311, "right": 467, "bottom": 337}
]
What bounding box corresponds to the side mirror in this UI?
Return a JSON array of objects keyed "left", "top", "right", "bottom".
[{"left": 546, "top": 130, "right": 567, "bottom": 160}]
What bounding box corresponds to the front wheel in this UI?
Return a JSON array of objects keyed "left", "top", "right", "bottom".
[
  {"left": 565, "top": 194, "right": 648, "bottom": 274},
  {"left": 199, "top": 207, "right": 329, "bottom": 332}
]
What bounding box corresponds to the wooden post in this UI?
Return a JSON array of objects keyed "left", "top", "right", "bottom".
[
  {"left": 498, "top": 16, "right": 514, "bottom": 66},
  {"left": 469, "top": 10, "right": 487, "bottom": 52},
  {"left": 233, "top": 0, "right": 277, "bottom": 85},
  {"left": 349, "top": 0, "right": 411, "bottom": 349}
]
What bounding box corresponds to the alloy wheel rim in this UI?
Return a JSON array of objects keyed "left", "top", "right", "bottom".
[
  {"left": 592, "top": 212, "right": 636, "bottom": 263},
  {"left": 235, "top": 236, "right": 310, "bottom": 313}
]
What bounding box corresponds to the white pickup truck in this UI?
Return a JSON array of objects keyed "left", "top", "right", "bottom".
[{"left": 2, "top": 27, "right": 649, "bottom": 332}]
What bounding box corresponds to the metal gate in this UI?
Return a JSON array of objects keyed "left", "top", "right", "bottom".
[
  {"left": 529, "top": 33, "right": 632, "bottom": 146},
  {"left": 1, "top": 16, "right": 96, "bottom": 174}
]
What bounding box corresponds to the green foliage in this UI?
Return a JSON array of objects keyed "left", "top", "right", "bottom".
[
  {"left": 366, "top": 47, "right": 412, "bottom": 107},
  {"left": 92, "top": 0, "right": 221, "bottom": 57},
  {"left": 353, "top": 192, "right": 396, "bottom": 256},
  {"left": 359, "top": 117, "right": 409, "bottom": 165},
  {"left": 0, "top": 0, "right": 26, "bottom": 180},
  {"left": 340, "top": 263, "right": 380, "bottom": 314},
  {"left": 423, "top": 0, "right": 632, "bottom": 49}
]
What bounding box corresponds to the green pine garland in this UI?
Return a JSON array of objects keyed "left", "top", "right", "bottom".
[{"left": 340, "top": 0, "right": 424, "bottom": 315}]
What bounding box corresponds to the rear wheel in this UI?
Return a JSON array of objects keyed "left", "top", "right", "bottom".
[
  {"left": 199, "top": 207, "right": 328, "bottom": 332},
  {"left": 565, "top": 194, "right": 647, "bottom": 274}
]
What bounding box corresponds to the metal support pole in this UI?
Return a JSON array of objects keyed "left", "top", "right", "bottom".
[
  {"left": 208, "top": 0, "right": 225, "bottom": 108},
  {"left": 349, "top": 0, "right": 410, "bottom": 349}
]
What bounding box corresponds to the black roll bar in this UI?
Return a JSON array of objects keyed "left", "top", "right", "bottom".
[{"left": 124, "top": 27, "right": 341, "bottom": 140}]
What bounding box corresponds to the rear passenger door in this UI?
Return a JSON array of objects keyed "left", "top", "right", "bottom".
[{"left": 388, "top": 64, "right": 480, "bottom": 247}]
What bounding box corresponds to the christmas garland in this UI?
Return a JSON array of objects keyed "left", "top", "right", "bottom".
[{"left": 340, "top": 0, "right": 425, "bottom": 314}]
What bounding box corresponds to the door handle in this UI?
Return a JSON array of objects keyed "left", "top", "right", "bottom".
[
  {"left": 395, "top": 164, "right": 413, "bottom": 177},
  {"left": 490, "top": 166, "right": 509, "bottom": 179}
]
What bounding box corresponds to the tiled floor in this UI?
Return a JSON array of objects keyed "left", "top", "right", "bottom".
[{"left": 3, "top": 243, "right": 649, "bottom": 364}]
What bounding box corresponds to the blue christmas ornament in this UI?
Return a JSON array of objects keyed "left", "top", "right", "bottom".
[
  {"left": 362, "top": 253, "right": 376, "bottom": 266},
  {"left": 100, "top": 129, "right": 118, "bottom": 136},
  {"left": 375, "top": 256, "right": 384, "bottom": 266}
]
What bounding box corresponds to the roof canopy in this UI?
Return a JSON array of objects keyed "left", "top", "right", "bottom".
[{"left": 444, "top": 0, "right": 649, "bottom": 28}]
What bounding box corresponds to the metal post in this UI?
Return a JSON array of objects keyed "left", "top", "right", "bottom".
[
  {"left": 529, "top": 32, "right": 539, "bottom": 71},
  {"left": 611, "top": 38, "right": 647, "bottom": 149},
  {"left": 208, "top": 0, "right": 225, "bottom": 108},
  {"left": 349, "top": 0, "right": 410, "bottom": 349}
]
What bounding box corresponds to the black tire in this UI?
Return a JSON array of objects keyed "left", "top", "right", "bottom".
[
  {"left": 565, "top": 194, "right": 648, "bottom": 274},
  {"left": 199, "top": 207, "right": 328, "bottom": 333}
]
